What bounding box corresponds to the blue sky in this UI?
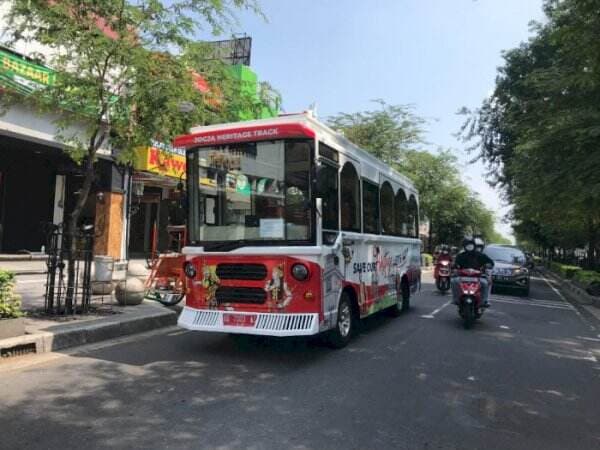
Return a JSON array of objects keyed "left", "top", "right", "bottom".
[{"left": 231, "top": 0, "right": 546, "bottom": 239}]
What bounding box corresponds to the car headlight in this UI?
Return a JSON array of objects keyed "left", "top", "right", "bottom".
[
  {"left": 291, "top": 263, "right": 309, "bottom": 281},
  {"left": 184, "top": 262, "right": 197, "bottom": 278}
]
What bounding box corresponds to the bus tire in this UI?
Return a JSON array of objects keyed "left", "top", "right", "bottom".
[
  {"left": 327, "top": 292, "right": 354, "bottom": 348},
  {"left": 388, "top": 276, "right": 404, "bottom": 317},
  {"left": 401, "top": 279, "right": 411, "bottom": 312}
]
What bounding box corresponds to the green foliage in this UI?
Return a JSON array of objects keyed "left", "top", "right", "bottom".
[
  {"left": 488, "top": 230, "right": 512, "bottom": 245},
  {"left": 573, "top": 270, "right": 600, "bottom": 287},
  {"left": 328, "top": 100, "right": 426, "bottom": 165},
  {"left": 328, "top": 103, "right": 508, "bottom": 250},
  {"left": 421, "top": 253, "right": 433, "bottom": 267},
  {"left": 460, "top": 0, "right": 600, "bottom": 267},
  {"left": 0, "top": 270, "right": 23, "bottom": 319},
  {"left": 548, "top": 262, "right": 582, "bottom": 279}
]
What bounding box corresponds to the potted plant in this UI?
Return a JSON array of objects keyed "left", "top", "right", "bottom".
[{"left": 0, "top": 270, "right": 25, "bottom": 339}]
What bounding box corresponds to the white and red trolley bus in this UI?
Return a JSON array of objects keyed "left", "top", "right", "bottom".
[{"left": 174, "top": 112, "right": 421, "bottom": 347}]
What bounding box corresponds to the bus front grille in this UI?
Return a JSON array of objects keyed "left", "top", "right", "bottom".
[
  {"left": 255, "top": 314, "right": 315, "bottom": 332},
  {"left": 216, "top": 263, "right": 267, "bottom": 280},
  {"left": 215, "top": 286, "right": 267, "bottom": 304}
]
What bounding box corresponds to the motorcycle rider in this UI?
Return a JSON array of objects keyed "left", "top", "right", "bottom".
[
  {"left": 436, "top": 244, "right": 452, "bottom": 264},
  {"left": 434, "top": 244, "right": 453, "bottom": 291},
  {"left": 451, "top": 237, "right": 495, "bottom": 307},
  {"left": 474, "top": 235, "right": 485, "bottom": 253}
]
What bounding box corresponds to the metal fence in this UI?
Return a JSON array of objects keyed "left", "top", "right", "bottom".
[{"left": 44, "top": 224, "right": 94, "bottom": 315}]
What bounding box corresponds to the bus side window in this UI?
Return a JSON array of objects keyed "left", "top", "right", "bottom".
[
  {"left": 395, "top": 189, "right": 408, "bottom": 236},
  {"left": 408, "top": 195, "right": 419, "bottom": 238},
  {"left": 362, "top": 180, "right": 380, "bottom": 234},
  {"left": 340, "top": 162, "right": 361, "bottom": 232},
  {"left": 318, "top": 162, "right": 339, "bottom": 232},
  {"left": 380, "top": 181, "right": 395, "bottom": 235}
]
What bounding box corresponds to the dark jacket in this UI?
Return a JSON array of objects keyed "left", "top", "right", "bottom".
[{"left": 454, "top": 250, "right": 495, "bottom": 270}]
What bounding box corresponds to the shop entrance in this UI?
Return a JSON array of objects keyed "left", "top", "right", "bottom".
[
  {"left": 127, "top": 174, "right": 186, "bottom": 258},
  {"left": 128, "top": 193, "right": 160, "bottom": 256},
  {"left": 0, "top": 136, "right": 64, "bottom": 253}
]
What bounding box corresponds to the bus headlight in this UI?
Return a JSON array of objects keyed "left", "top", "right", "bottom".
[
  {"left": 184, "top": 262, "right": 197, "bottom": 278},
  {"left": 291, "top": 263, "right": 309, "bottom": 281}
]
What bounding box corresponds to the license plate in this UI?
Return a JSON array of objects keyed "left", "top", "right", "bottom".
[{"left": 223, "top": 313, "right": 257, "bottom": 327}]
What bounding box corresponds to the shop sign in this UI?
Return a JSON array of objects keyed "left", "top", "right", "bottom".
[
  {"left": 135, "top": 144, "right": 186, "bottom": 179},
  {"left": 0, "top": 49, "right": 56, "bottom": 95}
]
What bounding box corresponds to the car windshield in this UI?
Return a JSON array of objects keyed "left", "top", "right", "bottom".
[
  {"left": 484, "top": 246, "right": 526, "bottom": 265},
  {"left": 186, "top": 139, "right": 313, "bottom": 247}
]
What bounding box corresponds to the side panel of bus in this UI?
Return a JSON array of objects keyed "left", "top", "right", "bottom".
[{"left": 332, "top": 235, "right": 421, "bottom": 319}]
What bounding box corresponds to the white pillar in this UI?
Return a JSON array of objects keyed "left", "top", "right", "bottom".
[{"left": 52, "top": 174, "right": 65, "bottom": 225}]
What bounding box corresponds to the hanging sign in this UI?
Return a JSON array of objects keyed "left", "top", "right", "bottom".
[
  {"left": 134, "top": 144, "right": 187, "bottom": 179},
  {"left": 0, "top": 49, "right": 56, "bottom": 95}
]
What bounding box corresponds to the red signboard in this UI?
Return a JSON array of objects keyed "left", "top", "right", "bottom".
[{"left": 173, "top": 123, "right": 316, "bottom": 148}]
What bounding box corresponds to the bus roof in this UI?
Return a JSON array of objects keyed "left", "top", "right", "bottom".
[{"left": 174, "top": 112, "right": 418, "bottom": 198}]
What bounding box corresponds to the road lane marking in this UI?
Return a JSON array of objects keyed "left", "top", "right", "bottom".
[
  {"left": 538, "top": 271, "right": 597, "bottom": 331},
  {"left": 490, "top": 297, "right": 575, "bottom": 311},
  {"left": 491, "top": 295, "right": 572, "bottom": 306},
  {"left": 421, "top": 300, "right": 451, "bottom": 319}
]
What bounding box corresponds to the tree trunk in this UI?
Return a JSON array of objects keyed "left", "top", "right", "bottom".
[
  {"left": 428, "top": 219, "right": 433, "bottom": 254},
  {"left": 64, "top": 151, "right": 96, "bottom": 313},
  {"left": 588, "top": 221, "right": 598, "bottom": 270}
]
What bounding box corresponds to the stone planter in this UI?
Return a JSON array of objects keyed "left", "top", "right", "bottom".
[
  {"left": 91, "top": 280, "right": 115, "bottom": 295},
  {"left": 115, "top": 277, "right": 145, "bottom": 306},
  {"left": 0, "top": 317, "right": 25, "bottom": 340}
]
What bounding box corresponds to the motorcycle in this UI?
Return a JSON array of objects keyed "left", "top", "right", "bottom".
[
  {"left": 454, "top": 268, "right": 486, "bottom": 329},
  {"left": 434, "top": 259, "right": 452, "bottom": 293}
]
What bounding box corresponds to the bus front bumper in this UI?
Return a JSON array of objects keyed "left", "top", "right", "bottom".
[{"left": 177, "top": 306, "right": 320, "bottom": 337}]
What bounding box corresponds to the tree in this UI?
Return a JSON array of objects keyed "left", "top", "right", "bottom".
[
  {"left": 459, "top": 0, "right": 600, "bottom": 267},
  {"left": 328, "top": 103, "right": 506, "bottom": 251},
  {"left": 327, "top": 100, "right": 426, "bottom": 165},
  {"left": 1, "top": 0, "right": 266, "bottom": 312}
]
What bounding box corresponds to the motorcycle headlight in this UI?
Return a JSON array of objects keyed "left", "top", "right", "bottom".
[{"left": 291, "top": 263, "right": 309, "bottom": 281}]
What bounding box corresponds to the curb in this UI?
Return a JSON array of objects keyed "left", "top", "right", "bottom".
[
  {"left": 12, "top": 270, "right": 48, "bottom": 276},
  {"left": 0, "top": 254, "right": 47, "bottom": 262},
  {"left": 0, "top": 306, "right": 178, "bottom": 356},
  {"left": 539, "top": 267, "right": 599, "bottom": 308}
]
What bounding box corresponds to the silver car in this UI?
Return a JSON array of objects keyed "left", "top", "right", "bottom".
[{"left": 484, "top": 245, "right": 530, "bottom": 296}]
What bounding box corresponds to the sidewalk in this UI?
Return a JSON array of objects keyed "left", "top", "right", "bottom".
[
  {"left": 0, "top": 259, "right": 48, "bottom": 275},
  {"left": 0, "top": 300, "right": 178, "bottom": 358},
  {"left": 0, "top": 259, "right": 178, "bottom": 358}
]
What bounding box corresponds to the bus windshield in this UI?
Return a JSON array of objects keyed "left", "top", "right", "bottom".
[{"left": 186, "top": 139, "right": 314, "bottom": 249}]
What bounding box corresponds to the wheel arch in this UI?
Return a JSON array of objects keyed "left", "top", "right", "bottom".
[{"left": 341, "top": 284, "right": 360, "bottom": 319}]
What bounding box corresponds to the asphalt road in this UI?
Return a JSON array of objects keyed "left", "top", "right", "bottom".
[{"left": 1, "top": 271, "right": 599, "bottom": 450}]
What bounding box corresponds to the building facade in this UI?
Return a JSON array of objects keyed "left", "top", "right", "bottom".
[{"left": 0, "top": 37, "right": 277, "bottom": 260}]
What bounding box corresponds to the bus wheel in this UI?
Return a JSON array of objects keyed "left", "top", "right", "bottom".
[
  {"left": 327, "top": 292, "right": 354, "bottom": 348},
  {"left": 388, "top": 277, "right": 404, "bottom": 317},
  {"left": 401, "top": 280, "right": 411, "bottom": 312}
]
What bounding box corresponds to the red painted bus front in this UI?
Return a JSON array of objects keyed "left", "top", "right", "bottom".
[
  {"left": 175, "top": 118, "right": 324, "bottom": 336},
  {"left": 180, "top": 253, "right": 323, "bottom": 336}
]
